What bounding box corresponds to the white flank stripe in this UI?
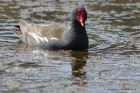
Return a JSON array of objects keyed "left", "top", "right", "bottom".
[
  {"left": 28, "top": 33, "right": 58, "bottom": 44},
  {"left": 44, "top": 37, "right": 49, "bottom": 43},
  {"left": 50, "top": 38, "right": 58, "bottom": 40},
  {"left": 29, "top": 32, "right": 44, "bottom": 44}
]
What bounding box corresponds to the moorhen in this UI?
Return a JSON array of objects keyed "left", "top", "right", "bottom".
[{"left": 12, "top": 6, "right": 88, "bottom": 50}]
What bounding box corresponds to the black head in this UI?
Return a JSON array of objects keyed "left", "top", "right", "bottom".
[{"left": 71, "top": 6, "right": 87, "bottom": 27}]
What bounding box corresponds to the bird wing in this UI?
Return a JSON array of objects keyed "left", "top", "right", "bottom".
[
  {"left": 12, "top": 20, "right": 68, "bottom": 46},
  {"left": 19, "top": 20, "right": 67, "bottom": 38}
]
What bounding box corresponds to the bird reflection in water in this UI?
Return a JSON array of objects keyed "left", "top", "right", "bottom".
[
  {"left": 69, "top": 50, "right": 88, "bottom": 86},
  {"left": 70, "top": 51, "right": 88, "bottom": 77}
]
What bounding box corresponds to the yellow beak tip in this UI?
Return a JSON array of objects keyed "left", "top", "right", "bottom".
[{"left": 81, "top": 23, "right": 84, "bottom": 27}]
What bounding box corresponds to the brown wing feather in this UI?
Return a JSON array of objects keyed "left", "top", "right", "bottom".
[{"left": 19, "top": 20, "right": 67, "bottom": 38}]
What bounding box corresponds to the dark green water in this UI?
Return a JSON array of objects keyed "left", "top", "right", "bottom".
[{"left": 0, "top": 0, "right": 140, "bottom": 93}]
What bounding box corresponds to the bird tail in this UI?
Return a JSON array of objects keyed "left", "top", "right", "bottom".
[{"left": 11, "top": 25, "right": 22, "bottom": 36}]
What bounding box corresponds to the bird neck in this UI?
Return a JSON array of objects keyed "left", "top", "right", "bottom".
[{"left": 71, "top": 20, "right": 86, "bottom": 33}]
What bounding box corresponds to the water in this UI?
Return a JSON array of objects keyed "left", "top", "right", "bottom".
[{"left": 0, "top": 0, "right": 140, "bottom": 93}]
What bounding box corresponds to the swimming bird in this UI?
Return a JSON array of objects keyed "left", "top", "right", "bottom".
[{"left": 12, "top": 6, "right": 88, "bottom": 50}]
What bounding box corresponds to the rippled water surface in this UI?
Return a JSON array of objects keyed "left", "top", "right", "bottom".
[{"left": 1, "top": 0, "right": 140, "bottom": 93}]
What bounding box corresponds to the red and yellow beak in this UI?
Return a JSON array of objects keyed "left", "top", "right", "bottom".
[
  {"left": 79, "top": 15, "right": 84, "bottom": 26},
  {"left": 77, "top": 9, "right": 85, "bottom": 27},
  {"left": 79, "top": 16, "right": 84, "bottom": 26}
]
